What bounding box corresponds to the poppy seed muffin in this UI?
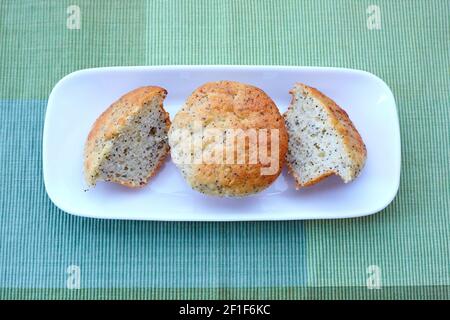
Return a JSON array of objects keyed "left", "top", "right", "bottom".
[
  {"left": 284, "top": 83, "right": 367, "bottom": 188},
  {"left": 84, "top": 86, "right": 171, "bottom": 188},
  {"left": 168, "top": 81, "right": 288, "bottom": 197}
]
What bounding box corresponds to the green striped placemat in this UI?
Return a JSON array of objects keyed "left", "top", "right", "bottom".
[{"left": 0, "top": 0, "right": 449, "bottom": 299}]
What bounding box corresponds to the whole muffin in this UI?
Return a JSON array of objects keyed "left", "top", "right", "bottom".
[{"left": 169, "top": 81, "right": 288, "bottom": 197}]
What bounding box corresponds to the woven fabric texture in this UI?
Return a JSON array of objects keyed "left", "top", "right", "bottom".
[{"left": 0, "top": 0, "right": 449, "bottom": 299}]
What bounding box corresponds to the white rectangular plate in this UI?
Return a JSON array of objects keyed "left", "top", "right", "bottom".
[{"left": 43, "top": 66, "right": 400, "bottom": 221}]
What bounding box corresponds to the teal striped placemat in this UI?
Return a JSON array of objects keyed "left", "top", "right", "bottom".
[{"left": 0, "top": 0, "right": 449, "bottom": 299}]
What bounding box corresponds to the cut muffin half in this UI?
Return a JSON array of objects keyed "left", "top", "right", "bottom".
[
  {"left": 84, "top": 86, "right": 170, "bottom": 188},
  {"left": 284, "top": 83, "right": 367, "bottom": 188}
]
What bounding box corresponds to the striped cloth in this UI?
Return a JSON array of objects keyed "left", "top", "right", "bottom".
[{"left": 0, "top": 0, "right": 449, "bottom": 299}]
